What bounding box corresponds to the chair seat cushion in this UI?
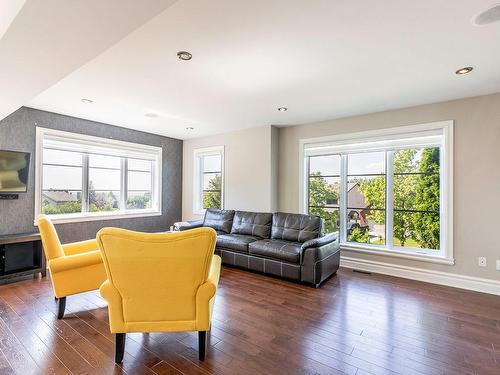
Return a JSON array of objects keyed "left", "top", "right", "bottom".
[
  {"left": 248, "top": 239, "right": 302, "bottom": 264},
  {"left": 216, "top": 234, "right": 260, "bottom": 253}
]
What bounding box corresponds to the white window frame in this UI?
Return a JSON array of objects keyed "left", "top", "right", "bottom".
[
  {"left": 35, "top": 127, "right": 162, "bottom": 224},
  {"left": 299, "top": 120, "right": 454, "bottom": 265},
  {"left": 193, "top": 146, "right": 224, "bottom": 215}
]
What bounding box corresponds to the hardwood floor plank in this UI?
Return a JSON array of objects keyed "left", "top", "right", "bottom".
[
  {"left": 0, "top": 296, "right": 71, "bottom": 375},
  {"left": 0, "top": 317, "right": 41, "bottom": 374},
  {"left": 0, "top": 267, "right": 499, "bottom": 375}
]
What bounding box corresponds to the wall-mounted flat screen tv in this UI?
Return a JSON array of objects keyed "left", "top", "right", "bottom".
[{"left": 0, "top": 150, "right": 31, "bottom": 193}]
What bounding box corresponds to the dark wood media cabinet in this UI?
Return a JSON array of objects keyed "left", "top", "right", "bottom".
[{"left": 0, "top": 232, "right": 46, "bottom": 281}]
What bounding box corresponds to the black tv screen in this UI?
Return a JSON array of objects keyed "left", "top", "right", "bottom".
[{"left": 0, "top": 150, "right": 31, "bottom": 193}]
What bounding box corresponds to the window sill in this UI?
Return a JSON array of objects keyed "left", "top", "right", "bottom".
[
  {"left": 34, "top": 210, "right": 162, "bottom": 225},
  {"left": 340, "top": 243, "right": 454, "bottom": 265}
]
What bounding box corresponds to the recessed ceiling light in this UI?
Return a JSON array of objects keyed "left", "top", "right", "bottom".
[
  {"left": 144, "top": 113, "right": 159, "bottom": 118},
  {"left": 278, "top": 107, "right": 288, "bottom": 112},
  {"left": 81, "top": 98, "right": 93, "bottom": 104},
  {"left": 455, "top": 67, "right": 473, "bottom": 75},
  {"left": 177, "top": 51, "right": 192, "bottom": 61},
  {"left": 186, "top": 126, "right": 194, "bottom": 130},
  {"left": 473, "top": 4, "right": 500, "bottom": 25}
]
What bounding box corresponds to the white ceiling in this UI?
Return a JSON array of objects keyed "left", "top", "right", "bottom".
[
  {"left": 0, "top": 0, "right": 177, "bottom": 121},
  {"left": 6, "top": 1, "right": 500, "bottom": 139},
  {"left": 0, "top": 0, "right": 25, "bottom": 41}
]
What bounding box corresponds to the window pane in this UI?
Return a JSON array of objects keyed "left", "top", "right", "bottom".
[
  {"left": 90, "top": 191, "right": 120, "bottom": 212},
  {"left": 43, "top": 149, "right": 82, "bottom": 166},
  {"left": 393, "top": 211, "right": 440, "bottom": 250},
  {"left": 348, "top": 176, "right": 385, "bottom": 210},
  {"left": 418, "top": 147, "right": 440, "bottom": 174},
  {"left": 308, "top": 176, "right": 339, "bottom": 208},
  {"left": 394, "top": 174, "right": 440, "bottom": 212},
  {"left": 42, "top": 165, "right": 82, "bottom": 190},
  {"left": 348, "top": 152, "right": 385, "bottom": 175},
  {"left": 41, "top": 190, "right": 82, "bottom": 214},
  {"left": 128, "top": 159, "right": 152, "bottom": 209},
  {"left": 203, "top": 155, "right": 221, "bottom": 173},
  {"left": 89, "top": 168, "right": 121, "bottom": 191},
  {"left": 203, "top": 173, "right": 222, "bottom": 191},
  {"left": 394, "top": 174, "right": 418, "bottom": 211},
  {"left": 309, "top": 207, "right": 339, "bottom": 233},
  {"left": 393, "top": 149, "right": 419, "bottom": 174},
  {"left": 128, "top": 158, "right": 152, "bottom": 172},
  {"left": 128, "top": 171, "right": 152, "bottom": 191},
  {"left": 203, "top": 191, "right": 221, "bottom": 209},
  {"left": 127, "top": 191, "right": 152, "bottom": 209},
  {"left": 89, "top": 154, "right": 121, "bottom": 169},
  {"left": 394, "top": 147, "right": 440, "bottom": 174},
  {"left": 309, "top": 155, "right": 340, "bottom": 176},
  {"left": 347, "top": 208, "right": 385, "bottom": 245}
]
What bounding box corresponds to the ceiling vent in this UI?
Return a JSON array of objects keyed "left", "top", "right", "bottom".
[{"left": 473, "top": 3, "right": 500, "bottom": 25}]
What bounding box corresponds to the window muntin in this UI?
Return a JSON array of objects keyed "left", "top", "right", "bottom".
[
  {"left": 36, "top": 128, "right": 161, "bottom": 222},
  {"left": 194, "top": 147, "right": 224, "bottom": 213},
  {"left": 302, "top": 123, "right": 451, "bottom": 261}
]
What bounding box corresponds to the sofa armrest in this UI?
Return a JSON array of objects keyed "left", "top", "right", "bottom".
[
  {"left": 301, "top": 232, "right": 338, "bottom": 251},
  {"left": 176, "top": 220, "right": 204, "bottom": 231},
  {"left": 300, "top": 234, "right": 341, "bottom": 286},
  {"left": 301, "top": 233, "right": 340, "bottom": 264}
]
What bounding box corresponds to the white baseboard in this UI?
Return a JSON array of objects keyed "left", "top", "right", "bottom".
[{"left": 340, "top": 256, "right": 500, "bottom": 296}]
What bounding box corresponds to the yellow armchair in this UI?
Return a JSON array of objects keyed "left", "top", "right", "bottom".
[
  {"left": 37, "top": 216, "right": 107, "bottom": 319},
  {"left": 96, "top": 227, "right": 221, "bottom": 363}
]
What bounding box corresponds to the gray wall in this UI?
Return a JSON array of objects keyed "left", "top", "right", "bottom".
[{"left": 0, "top": 107, "right": 182, "bottom": 243}]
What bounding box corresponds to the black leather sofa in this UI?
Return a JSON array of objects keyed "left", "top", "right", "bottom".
[{"left": 178, "top": 209, "right": 340, "bottom": 287}]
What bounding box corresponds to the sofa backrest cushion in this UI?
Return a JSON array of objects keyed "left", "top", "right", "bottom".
[
  {"left": 230, "top": 211, "right": 273, "bottom": 239},
  {"left": 203, "top": 209, "right": 235, "bottom": 234},
  {"left": 271, "top": 212, "right": 323, "bottom": 243}
]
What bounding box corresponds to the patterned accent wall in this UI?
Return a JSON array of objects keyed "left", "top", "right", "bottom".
[{"left": 0, "top": 107, "right": 182, "bottom": 242}]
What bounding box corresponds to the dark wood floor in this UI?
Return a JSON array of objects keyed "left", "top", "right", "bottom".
[{"left": 0, "top": 267, "right": 499, "bottom": 375}]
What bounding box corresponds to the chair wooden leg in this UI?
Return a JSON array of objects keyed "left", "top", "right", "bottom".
[
  {"left": 57, "top": 297, "right": 66, "bottom": 319},
  {"left": 198, "top": 331, "right": 207, "bottom": 361},
  {"left": 115, "top": 333, "right": 126, "bottom": 363}
]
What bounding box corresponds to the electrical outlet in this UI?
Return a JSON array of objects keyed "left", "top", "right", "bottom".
[
  {"left": 496, "top": 260, "right": 500, "bottom": 271},
  {"left": 478, "top": 257, "right": 487, "bottom": 267}
]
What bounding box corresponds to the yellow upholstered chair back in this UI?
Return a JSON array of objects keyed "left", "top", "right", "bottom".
[
  {"left": 38, "top": 216, "right": 65, "bottom": 260},
  {"left": 97, "top": 227, "right": 217, "bottom": 324}
]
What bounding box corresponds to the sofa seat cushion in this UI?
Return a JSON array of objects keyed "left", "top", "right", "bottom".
[
  {"left": 248, "top": 239, "right": 302, "bottom": 264},
  {"left": 216, "top": 234, "right": 260, "bottom": 253}
]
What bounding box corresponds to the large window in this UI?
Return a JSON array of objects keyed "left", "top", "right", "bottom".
[
  {"left": 35, "top": 128, "right": 162, "bottom": 223},
  {"left": 193, "top": 146, "right": 224, "bottom": 213},
  {"left": 302, "top": 122, "right": 453, "bottom": 263}
]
